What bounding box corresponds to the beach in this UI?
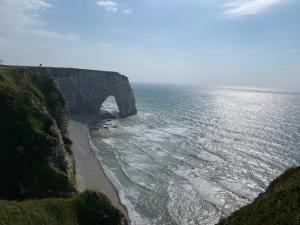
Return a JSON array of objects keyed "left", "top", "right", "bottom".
[{"left": 69, "top": 115, "right": 128, "bottom": 218}]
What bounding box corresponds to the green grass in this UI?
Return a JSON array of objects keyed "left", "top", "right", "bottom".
[
  {"left": 217, "top": 166, "right": 300, "bottom": 225},
  {"left": 0, "top": 190, "right": 125, "bottom": 225}
]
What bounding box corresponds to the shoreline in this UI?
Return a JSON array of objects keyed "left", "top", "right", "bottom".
[{"left": 69, "top": 115, "right": 130, "bottom": 223}]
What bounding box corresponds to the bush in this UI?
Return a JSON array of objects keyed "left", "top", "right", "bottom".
[
  {"left": 0, "top": 191, "right": 126, "bottom": 225},
  {"left": 75, "top": 190, "right": 124, "bottom": 225}
]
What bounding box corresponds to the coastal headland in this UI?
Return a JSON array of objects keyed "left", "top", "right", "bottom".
[
  {"left": 0, "top": 65, "right": 298, "bottom": 225},
  {"left": 0, "top": 65, "right": 137, "bottom": 225}
]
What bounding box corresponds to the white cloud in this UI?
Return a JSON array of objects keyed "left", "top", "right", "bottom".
[
  {"left": 123, "top": 9, "right": 133, "bottom": 14},
  {"left": 0, "top": 0, "right": 52, "bottom": 33},
  {"left": 31, "top": 30, "right": 79, "bottom": 40},
  {"left": 13, "top": 0, "right": 52, "bottom": 10},
  {"left": 222, "top": 0, "right": 287, "bottom": 17},
  {"left": 0, "top": 0, "right": 78, "bottom": 40},
  {"left": 96, "top": 0, "right": 119, "bottom": 12}
]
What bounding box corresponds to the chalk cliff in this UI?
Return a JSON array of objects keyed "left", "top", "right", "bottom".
[{"left": 27, "top": 67, "right": 137, "bottom": 118}]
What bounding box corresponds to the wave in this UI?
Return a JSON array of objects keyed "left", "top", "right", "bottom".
[{"left": 87, "top": 132, "right": 138, "bottom": 225}]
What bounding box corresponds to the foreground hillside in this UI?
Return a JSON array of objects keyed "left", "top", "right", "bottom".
[
  {"left": 0, "top": 190, "right": 123, "bottom": 225},
  {"left": 217, "top": 166, "right": 300, "bottom": 225},
  {"left": 0, "top": 66, "right": 126, "bottom": 225}
]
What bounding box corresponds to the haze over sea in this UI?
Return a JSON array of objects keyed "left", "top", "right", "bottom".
[{"left": 90, "top": 84, "right": 300, "bottom": 225}]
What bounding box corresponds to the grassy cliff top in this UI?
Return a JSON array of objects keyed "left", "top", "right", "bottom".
[
  {"left": 217, "top": 166, "right": 300, "bottom": 225},
  {"left": 0, "top": 190, "right": 124, "bottom": 225}
]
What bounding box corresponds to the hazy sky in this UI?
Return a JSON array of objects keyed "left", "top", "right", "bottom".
[{"left": 0, "top": 0, "right": 299, "bottom": 91}]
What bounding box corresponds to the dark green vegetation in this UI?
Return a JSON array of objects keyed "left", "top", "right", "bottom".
[
  {"left": 0, "top": 190, "right": 123, "bottom": 225},
  {"left": 0, "top": 66, "right": 75, "bottom": 199},
  {"left": 217, "top": 166, "right": 300, "bottom": 225},
  {"left": 0, "top": 66, "right": 126, "bottom": 225}
]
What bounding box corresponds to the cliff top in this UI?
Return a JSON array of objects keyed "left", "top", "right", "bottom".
[{"left": 12, "top": 65, "right": 130, "bottom": 80}]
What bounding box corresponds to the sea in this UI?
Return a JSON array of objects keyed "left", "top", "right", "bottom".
[{"left": 89, "top": 83, "right": 300, "bottom": 225}]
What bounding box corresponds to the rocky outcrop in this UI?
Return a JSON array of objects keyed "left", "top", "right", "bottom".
[{"left": 27, "top": 67, "right": 137, "bottom": 118}]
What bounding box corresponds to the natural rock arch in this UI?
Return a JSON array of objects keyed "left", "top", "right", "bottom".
[
  {"left": 27, "top": 67, "right": 137, "bottom": 118},
  {"left": 100, "top": 95, "right": 120, "bottom": 112}
]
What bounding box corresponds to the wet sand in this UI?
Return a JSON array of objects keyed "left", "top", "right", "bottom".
[{"left": 69, "top": 115, "right": 128, "bottom": 218}]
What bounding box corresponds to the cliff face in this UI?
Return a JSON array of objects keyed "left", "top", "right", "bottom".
[
  {"left": 0, "top": 66, "right": 75, "bottom": 199},
  {"left": 27, "top": 67, "right": 137, "bottom": 118}
]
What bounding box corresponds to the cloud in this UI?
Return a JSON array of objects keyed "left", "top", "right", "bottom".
[
  {"left": 14, "top": 0, "right": 52, "bottom": 10},
  {"left": 31, "top": 30, "right": 79, "bottom": 40},
  {"left": 222, "top": 0, "right": 287, "bottom": 17},
  {"left": 96, "top": 0, "right": 119, "bottom": 12},
  {"left": 0, "top": 0, "right": 52, "bottom": 33},
  {"left": 0, "top": 0, "right": 78, "bottom": 40},
  {"left": 123, "top": 9, "right": 133, "bottom": 14}
]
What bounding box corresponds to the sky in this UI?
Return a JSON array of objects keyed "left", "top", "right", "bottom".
[{"left": 0, "top": 0, "right": 299, "bottom": 91}]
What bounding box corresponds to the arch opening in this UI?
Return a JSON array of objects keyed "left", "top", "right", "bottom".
[{"left": 99, "top": 95, "right": 120, "bottom": 119}]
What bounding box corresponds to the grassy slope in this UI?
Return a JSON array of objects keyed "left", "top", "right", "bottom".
[
  {"left": 217, "top": 166, "right": 300, "bottom": 225},
  {"left": 0, "top": 190, "right": 123, "bottom": 225}
]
